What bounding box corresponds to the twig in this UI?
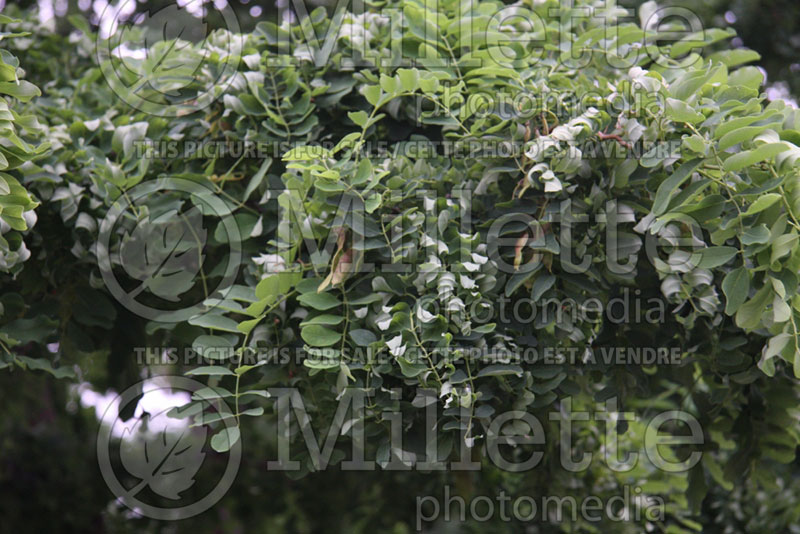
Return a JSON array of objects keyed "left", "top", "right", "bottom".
[{"left": 596, "top": 131, "right": 631, "bottom": 149}]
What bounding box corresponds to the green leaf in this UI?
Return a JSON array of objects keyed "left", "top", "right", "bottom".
[
  {"left": 728, "top": 66, "right": 764, "bottom": 90},
  {"left": 67, "top": 14, "right": 92, "bottom": 35},
  {"left": 670, "top": 27, "right": 735, "bottom": 58},
  {"left": 300, "top": 324, "right": 342, "bottom": 347},
  {"left": 379, "top": 73, "right": 398, "bottom": 94},
  {"left": 397, "top": 68, "right": 419, "bottom": 92},
  {"left": 682, "top": 134, "right": 707, "bottom": 154},
  {"left": 741, "top": 225, "right": 771, "bottom": 245},
  {"left": 365, "top": 193, "right": 381, "bottom": 213},
  {"left": 770, "top": 233, "right": 798, "bottom": 264},
  {"left": 695, "top": 246, "right": 737, "bottom": 269},
  {"left": 186, "top": 365, "right": 236, "bottom": 376},
  {"left": 714, "top": 109, "right": 780, "bottom": 139},
  {"left": 0, "top": 80, "right": 40, "bottom": 102},
  {"left": 239, "top": 407, "right": 265, "bottom": 417},
  {"left": 300, "top": 314, "right": 345, "bottom": 326},
  {"left": 652, "top": 159, "right": 703, "bottom": 215},
  {"left": 722, "top": 267, "right": 749, "bottom": 315},
  {"left": 531, "top": 274, "right": 556, "bottom": 301},
  {"left": 0, "top": 316, "right": 58, "bottom": 344},
  {"left": 396, "top": 356, "right": 427, "bottom": 378},
  {"left": 723, "top": 143, "right": 789, "bottom": 172},
  {"left": 237, "top": 317, "right": 262, "bottom": 335},
  {"left": 255, "top": 272, "right": 301, "bottom": 301},
  {"left": 718, "top": 125, "right": 771, "bottom": 151},
  {"left": 188, "top": 314, "right": 241, "bottom": 333},
  {"left": 235, "top": 361, "right": 266, "bottom": 375},
  {"left": 349, "top": 329, "right": 377, "bottom": 346},
  {"left": 362, "top": 85, "right": 381, "bottom": 106},
  {"left": 296, "top": 291, "right": 342, "bottom": 310},
  {"left": 665, "top": 98, "right": 705, "bottom": 124},
  {"left": 505, "top": 270, "right": 536, "bottom": 297},
  {"left": 703, "top": 455, "right": 734, "bottom": 491},
  {"left": 759, "top": 333, "right": 791, "bottom": 377},
  {"left": 708, "top": 48, "right": 761, "bottom": 68},
  {"left": 744, "top": 193, "right": 781, "bottom": 216},
  {"left": 304, "top": 359, "right": 340, "bottom": 370},
  {"left": 348, "top": 110, "right": 369, "bottom": 127},
  {"left": 418, "top": 76, "right": 439, "bottom": 94},
  {"left": 772, "top": 294, "right": 791, "bottom": 323},
  {"left": 13, "top": 356, "right": 75, "bottom": 379},
  {"left": 794, "top": 347, "right": 800, "bottom": 379},
  {"left": 192, "top": 386, "right": 235, "bottom": 400},
  {"left": 477, "top": 364, "right": 523, "bottom": 378},
  {"left": 686, "top": 463, "right": 708, "bottom": 515},
  {"left": 210, "top": 426, "right": 241, "bottom": 452},
  {"left": 735, "top": 284, "right": 772, "bottom": 330},
  {"left": 243, "top": 157, "right": 272, "bottom": 201}
]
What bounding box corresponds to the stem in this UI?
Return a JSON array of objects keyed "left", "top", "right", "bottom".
[
  {"left": 233, "top": 290, "right": 296, "bottom": 423},
  {"left": 409, "top": 312, "right": 442, "bottom": 388}
]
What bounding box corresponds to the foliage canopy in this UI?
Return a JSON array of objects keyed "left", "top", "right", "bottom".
[{"left": 2, "top": 0, "right": 800, "bottom": 531}]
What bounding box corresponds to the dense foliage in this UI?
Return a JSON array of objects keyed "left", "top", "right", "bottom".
[{"left": 2, "top": 0, "right": 800, "bottom": 532}]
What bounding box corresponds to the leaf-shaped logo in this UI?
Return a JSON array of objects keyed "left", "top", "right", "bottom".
[
  {"left": 120, "top": 205, "right": 207, "bottom": 302},
  {"left": 120, "top": 416, "right": 207, "bottom": 501},
  {"left": 116, "top": 3, "right": 209, "bottom": 97},
  {"left": 96, "top": 0, "right": 242, "bottom": 117}
]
